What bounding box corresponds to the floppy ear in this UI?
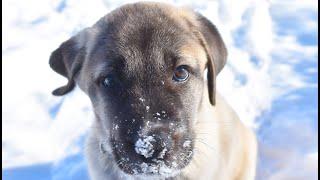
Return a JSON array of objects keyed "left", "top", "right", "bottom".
[
  {"left": 194, "top": 13, "right": 227, "bottom": 105},
  {"left": 49, "top": 34, "right": 86, "bottom": 96}
]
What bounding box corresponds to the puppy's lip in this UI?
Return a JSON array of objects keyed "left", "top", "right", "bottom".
[{"left": 125, "top": 161, "right": 180, "bottom": 177}]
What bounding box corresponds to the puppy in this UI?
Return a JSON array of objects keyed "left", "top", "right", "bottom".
[{"left": 49, "top": 2, "right": 257, "bottom": 180}]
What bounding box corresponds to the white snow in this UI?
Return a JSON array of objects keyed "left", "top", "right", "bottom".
[
  {"left": 139, "top": 98, "right": 145, "bottom": 102},
  {"left": 158, "top": 163, "right": 173, "bottom": 176},
  {"left": 134, "top": 136, "right": 156, "bottom": 158},
  {"left": 138, "top": 160, "right": 175, "bottom": 176},
  {"left": 140, "top": 162, "right": 149, "bottom": 173},
  {"left": 158, "top": 148, "right": 167, "bottom": 159},
  {"left": 183, "top": 140, "right": 191, "bottom": 148}
]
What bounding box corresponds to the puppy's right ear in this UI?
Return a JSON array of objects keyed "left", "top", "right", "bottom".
[{"left": 49, "top": 33, "right": 87, "bottom": 96}]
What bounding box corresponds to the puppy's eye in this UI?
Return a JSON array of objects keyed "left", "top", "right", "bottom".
[
  {"left": 173, "top": 65, "right": 189, "bottom": 82},
  {"left": 102, "top": 75, "right": 115, "bottom": 88}
]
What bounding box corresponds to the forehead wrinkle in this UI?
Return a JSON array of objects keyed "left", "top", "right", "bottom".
[
  {"left": 123, "top": 47, "right": 144, "bottom": 71},
  {"left": 92, "top": 61, "right": 112, "bottom": 80},
  {"left": 122, "top": 40, "right": 170, "bottom": 78}
]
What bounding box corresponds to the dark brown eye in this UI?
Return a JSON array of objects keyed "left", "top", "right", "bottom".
[{"left": 173, "top": 65, "right": 189, "bottom": 82}]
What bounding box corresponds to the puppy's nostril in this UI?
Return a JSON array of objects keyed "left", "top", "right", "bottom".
[
  {"left": 134, "top": 133, "right": 172, "bottom": 160},
  {"left": 134, "top": 136, "right": 156, "bottom": 158}
]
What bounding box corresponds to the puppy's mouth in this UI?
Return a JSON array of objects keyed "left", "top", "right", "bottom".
[{"left": 101, "top": 135, "right": 194, "bottom": 176}]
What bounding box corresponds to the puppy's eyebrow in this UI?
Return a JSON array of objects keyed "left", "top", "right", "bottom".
[
  {"left": 92, "top": 62, "right": 113, "bottom": 80},
  {"left": 178, "top": 42, "right": 207, "bottom": 70},
  {"left": 177, "top": 55, "right": 199, "bottom": 68}
]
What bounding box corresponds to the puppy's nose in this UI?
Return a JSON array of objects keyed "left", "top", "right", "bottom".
[{"left": 134, "top": 132, "right": 172, "bottom": 160}]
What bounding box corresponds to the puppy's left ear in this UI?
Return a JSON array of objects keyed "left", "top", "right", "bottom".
[
  {"left": 49, "top": 31, "right": 87, "bottom": 96},
  {"left": 194, "top": 13, "right": 227, "bottom": 106}
]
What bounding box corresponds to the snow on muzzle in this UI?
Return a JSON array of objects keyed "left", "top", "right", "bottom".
[{"left": 134, "top": 132, "right": 172, "bottom": 160}]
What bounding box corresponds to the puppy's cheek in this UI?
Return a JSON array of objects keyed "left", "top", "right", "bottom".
[
  {"left": 74, "top": 72, "right": 89, "bottom": 94},
  {"left": 92, "top": 102, "right": 114, "bottom": 137}
]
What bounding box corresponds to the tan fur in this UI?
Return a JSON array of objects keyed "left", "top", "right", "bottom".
[
  {"left": 179, "top": 43, "right": 208, "bottom": 71},
  {"left": 180, "top": 85, "right": 257, "bottom": 180},
  {"left": 172, "top": 6, "right": 257, "bottom": 179},
  {"left": 172, "top": 8, "right": 257, "bottom": 179}
]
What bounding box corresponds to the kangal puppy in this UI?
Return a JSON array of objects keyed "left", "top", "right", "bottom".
[{"left": 49, "top": 2, "right": 257, "bottom": 180}]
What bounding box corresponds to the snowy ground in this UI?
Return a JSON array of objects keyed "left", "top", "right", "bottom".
[{"left": 2, "top": 0, "right": 318, "bottom": 179}]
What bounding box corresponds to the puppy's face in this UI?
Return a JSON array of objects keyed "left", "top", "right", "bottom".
[{"left": 49, "top": 2, "right": 227, "bottom": 177}]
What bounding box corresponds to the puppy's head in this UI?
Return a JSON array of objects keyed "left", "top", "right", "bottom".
[{"left": 49, "top": 2, "right": 227, "bottom": 177}]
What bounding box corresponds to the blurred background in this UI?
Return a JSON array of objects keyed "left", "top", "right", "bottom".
[{"left": 2, "top": 0, "right": 318, "bottom": 179}]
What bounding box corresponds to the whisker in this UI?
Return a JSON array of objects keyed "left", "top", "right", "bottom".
[
  {"left": 180, "top": 154, "right": 189, "bottom": 168},
  {"left": 194, "top": 138, "right": 216, "bottom": 151},
  {"left": 115, "top": 159, "right": 123, "bottom": 165},
  {"left": 193, "top": 148, "right": 206, "bottom": 156},
  {"left": 193, "top": 139, "right": 227, "bottom": 168},
  {"left": 195, "top": 121, "right": 215, "bottom": 124},
  {"left": 196, "top": 131, "right": 216, "bottom": 134}
]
